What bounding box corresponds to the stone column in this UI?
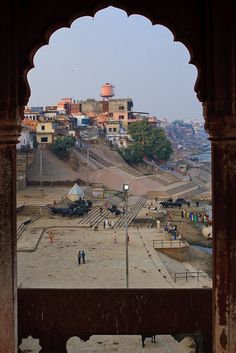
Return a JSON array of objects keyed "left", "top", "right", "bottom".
[
  {"left": 0, "top": 2, "right": 20, "bottom": 351},
  {"left": 203, "top": 1, "right": 236, "bottom": 350},
  {"left": 206, "top": 117, "right": 236, "bottom": 353},
  {"left": 0, "top": 121, "right": 19, "bottom": 353}
]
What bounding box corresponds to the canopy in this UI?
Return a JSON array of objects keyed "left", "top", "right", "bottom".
[{"left": 68, "top": 183, "right": 84, "bottom": 201}]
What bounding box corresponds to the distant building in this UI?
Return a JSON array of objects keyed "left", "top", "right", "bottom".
[
  {"left": 43, "top": 110, "right": 57, "bottom": 121},
  {"left": 105, "top": 121, "right": 128, "bottom": 148},
  {"left": 71, "top": 114, "right": 90, "bottom": 127},
  {"left": 57, "top": 98, "right": 72, "bottom": 115},
  {"left": 24, "top": 107, "right": 41, "bottom": 121},
  {"left": 36, "top": 121, "right": 54, "bottom": 144},
  {"left": 17, "top": 126, "right": 35, "bottom": 150},
  {"left": 108, "top": 98, "right": 133, "bottom": 128},
  {"left": 80, "top": 99, "right": 103, "bottom": 117}
]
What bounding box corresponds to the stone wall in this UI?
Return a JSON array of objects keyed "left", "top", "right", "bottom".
[{"left": 16, "top": 151, "right": 34, "bottom": 190}]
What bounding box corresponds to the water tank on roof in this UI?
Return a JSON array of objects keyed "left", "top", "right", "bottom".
[{"left": 100, "top": 83, "right": 115, "bottom": 99}]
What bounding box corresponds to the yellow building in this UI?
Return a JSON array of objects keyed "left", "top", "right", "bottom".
[{"left": 36, "top": 122, "right": 55, "bottom": 144}]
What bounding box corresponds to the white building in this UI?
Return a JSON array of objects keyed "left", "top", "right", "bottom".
[{"left": 17, "top": 127, "right": 34, "bottom": 150}]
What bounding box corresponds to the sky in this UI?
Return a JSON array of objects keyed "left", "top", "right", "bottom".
[{"left": 27, "top": 6, "right": 203, "bottom": 121}]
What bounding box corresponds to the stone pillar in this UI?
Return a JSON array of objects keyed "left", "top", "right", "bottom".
[
  {"left": 207, "top": 117, "right": 236, "bottom": 353},
  {"left": 0, "top": 2, "right": 20, "bottom": 351},
  {"left": 0, "top": 121, "right": 19, "bottom": 353},
  {"left": 203, "top": 1, "right": 236, "bottom": 350}
]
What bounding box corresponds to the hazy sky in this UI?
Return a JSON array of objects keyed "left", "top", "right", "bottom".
[{"left": 28, "top": 6, "right": 203, "bottom": 121}]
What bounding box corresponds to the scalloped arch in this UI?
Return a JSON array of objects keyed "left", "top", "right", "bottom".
[{"left": 19, "top": 1, "right": 205, "bottom": 109}]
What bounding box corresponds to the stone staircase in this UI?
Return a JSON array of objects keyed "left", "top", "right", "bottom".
[
  {"left": 113, "top": 196, "right": 147, "bottom": 229},
  {"left": 78, "top": 195, "right": 124, "bottom": 226},
  {"left": 166, "top": 180, "right": 206, "bottom": 198},
  {"left": 157, "top": 251, "right": 209, "bottom": 282},
  {"left": 17, "top": 222, "right": 27, "bottom": 239},
  {"left": 17, "top": 205, "right": 42, "bottom": 222}
]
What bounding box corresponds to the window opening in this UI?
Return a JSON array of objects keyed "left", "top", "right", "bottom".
[{"left": 17, "top": 7, "right": 211, "bottom": 293}]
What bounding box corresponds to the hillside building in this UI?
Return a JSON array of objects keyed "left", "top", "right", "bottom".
[{"left": 36, "top": 121, "right": 55, "bottom": 144}]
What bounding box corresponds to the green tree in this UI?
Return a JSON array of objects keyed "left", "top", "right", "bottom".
[
  {"left": 121, "top": 120, "right": 172, "bottom": 163},
  {"left": 51, "top": 135, "right": 76, "bottom": 159}
]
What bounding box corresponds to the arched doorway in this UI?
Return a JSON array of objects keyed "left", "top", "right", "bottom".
[{"left": 1, "top": 1, "right": 236, "bottom": 352}]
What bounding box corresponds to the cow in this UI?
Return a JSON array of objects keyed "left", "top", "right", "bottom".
[{"left": 141, "top": 334, "right": 156, "bottom": 347}]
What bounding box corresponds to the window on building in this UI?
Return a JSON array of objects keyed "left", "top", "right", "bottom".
[
  {"left": 119, "top": 115, "right": 124, "bottom": 120},
  {"left": 113, "top": 128, "right": 117, "bottom": 132},
  {"left": 109, "top": 113, "right": 113, "bottom": 117},
  {"left": 41, "top": 125, "right": 45, "bottom": 131},
  {"left": 41, "top": 137, "right": 48, "bottom": 142},
  {"left": 119, "top": 106, "right": 124, "bottom": 110},
  {"left": 108, "top": 128, "right": 112, "bottom": 132}
]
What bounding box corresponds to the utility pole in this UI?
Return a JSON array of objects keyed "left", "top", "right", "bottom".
[
  {"left": 39, "top": 144, "right": 45, "bottom": 189},
  {"left": 86, "top": 142, "right": 90, "bottom": 186},
  {"left": 123, "top": 184, "right": 129, "bottom": 288},
  {"left": 39, "top": 145, "right": 43, "bottom": 186}
]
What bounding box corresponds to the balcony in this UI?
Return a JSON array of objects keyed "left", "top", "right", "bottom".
[{"left": 18, "top": 288, "right": 212, "bottom": 352}]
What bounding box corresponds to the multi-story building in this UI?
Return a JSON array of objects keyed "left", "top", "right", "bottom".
[
  {"left": 17, "top": 126, "right": 35, "bottom": 150},
  {"left": 108, "top": 98, "right": 133, "bottom": 128},
  {"left": 36, "top": 121, "right": 55, "bottom": 144},
  {"left": 105, "top": 120, "right": 129, "bottom": 148},
  {"left": 24, "top": 107, "right": 41, "bottom": 121}
]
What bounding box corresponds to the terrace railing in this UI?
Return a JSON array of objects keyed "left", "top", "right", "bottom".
[{"left": 18, "top": 288, "right": 212, "bottom": 353}]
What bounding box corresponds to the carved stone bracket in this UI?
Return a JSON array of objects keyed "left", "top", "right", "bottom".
[
  {"left": 204, "top": 113, "right": 236, "bottom": 142},
  {"left": 0, "top": 121, "right": 21, "bottom": 145}
]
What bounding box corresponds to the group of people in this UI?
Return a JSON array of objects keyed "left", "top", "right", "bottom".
[
  {"left": 103, "top": 218, "right": 114, "bottom": 229},
  {"left": 78, "top": 250, "right": 86, "bottom": 265},
  {"left": 181, "top": 208, "right": 211, "bottom": 225},
  {"left": 164, "top": 222, "right": 183, "bottom": 240},
  {"left": 99, "top": 201, "right": 109, "bottom": 214}
]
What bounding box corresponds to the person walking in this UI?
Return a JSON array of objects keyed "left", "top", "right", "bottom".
[
  {"left": 105, "top": 218, "right": 109, "bottom": 229},
  {"left": 113, "top": 231, "right": 117, "bottom": 244},
  {"left": 48, "top": 230, "right": 55, "bottom": 244},
  {"left": 99, "top": 206, "right": 103, "bottom": 215},
  {"left": 81, "top": 250, "right": 86, "bottom": 264},
  {"left": 78, "top": 251, "right": 81, "bottom": 265}
]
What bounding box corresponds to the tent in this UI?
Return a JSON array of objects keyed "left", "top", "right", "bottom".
[{"left": 68, "top": 183, "right": 85, "bottom": 201}]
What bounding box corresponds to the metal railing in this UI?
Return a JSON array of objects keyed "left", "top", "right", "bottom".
[
  {"left": 174, "top": 271, "right": 210, "bottom": 282},
  {"left": 153, "top": 239, "right": 187, "bottom": 248}
]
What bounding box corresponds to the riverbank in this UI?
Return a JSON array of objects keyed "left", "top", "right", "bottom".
[{"left": 161, "top": 204, "right": 212, "bottom": 276}]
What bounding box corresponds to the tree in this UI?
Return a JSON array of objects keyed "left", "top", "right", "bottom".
[
  {"left": 121, "top": 120, "right": 172, "bottom": 163},
  {"left": 51, "top": 135, "right": 76, "bottom": 159}
]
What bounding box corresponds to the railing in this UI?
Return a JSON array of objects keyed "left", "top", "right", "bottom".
[
  {"left": 153, "top": 239, "right": 187, "bottom": 248},
  {"left": 18, "top": 288, "right": 212, "bottom": 353},
  {"left": 174, "top": 272, "right": 210, "bottom": 282},
  {"left": 157, "top": 251, "right": 211, "bottom": 284}
]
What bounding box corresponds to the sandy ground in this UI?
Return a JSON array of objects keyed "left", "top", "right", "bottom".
[
  {"left": 18, "top": 187, "right": 211, "bottom": 353},
  {"left": 17, "top": 224, "right": 211, "bottom": 289}
]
